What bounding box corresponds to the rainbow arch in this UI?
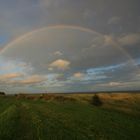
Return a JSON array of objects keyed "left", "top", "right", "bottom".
[{"left": 0, "top": 24, "right": 138, "bottom": 67}]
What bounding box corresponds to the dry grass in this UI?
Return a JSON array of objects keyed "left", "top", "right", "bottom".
[
  {"left": 64, "top": 93, "right": 140, "bottom": 115},
  {"left": 15, "top": 92, "right": 140, "bottom": 115},
  {"left": 97, "top": 93, "right": 140, "bottom": 115}
]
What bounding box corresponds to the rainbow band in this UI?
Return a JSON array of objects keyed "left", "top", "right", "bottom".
[{"left": 0, "top": 25, "right": 138, "bottom": 68}]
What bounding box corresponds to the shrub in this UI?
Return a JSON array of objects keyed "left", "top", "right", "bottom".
[
  {"left": 0, "top": 91, "right": 6, "bottom": 96},
  {"left": 16, "top": 93, "right": 26, "bottom": 99},
  {"left": 91, "top": 94, "right": 102, "bottom": 106},
  {"left": 53, "top": 95, "right": 76, "bottom": 102},
  {"left": 43, "top": 94, "right": 54, "bottom": 101}
]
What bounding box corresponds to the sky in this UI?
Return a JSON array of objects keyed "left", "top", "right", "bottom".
[{"left": 0, "top": 0, "right": 140, "bottom": 93}]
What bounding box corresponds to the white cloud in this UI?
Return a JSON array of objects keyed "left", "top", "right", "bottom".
[
  {"left": 104, "top": 35, "right": 117, "bottom": 46},
  {"left": 19, "top": 75, "right": 46, "bottom": 85},
  {"left": 0, "top": 61, "right": 17, "bottom": 72},
  {"left": 83, "top": 9, "right": 96, "bottom": 19},
  {"left": 40, "top": 0, "right": 60, "bottom": 8},
  {"left": 0, "top": 73, "right": 23, "bottom": 81},
  {"left": 108, "top": 16, "right": 121, "bottom": 24},
  {"left": 48, "top": 67, "right": 53, "bottom": 71},
  {"left": 54, "top": 51, "right": 63, "bottom": 56},
  {"left": 49, "top": 59, "right": 70, "bottom": 70},
  {"left": 118, "top": 33, "right": 140, "bottom": 46},
  {"left": 95, "top": 33, "right": 140, "bottom": 48},
  {"left": 109, "top": 82, "right": 121, "bottom": 86},
  {"left": 73, "top": 72, "right": 85, "bottom": 78}
]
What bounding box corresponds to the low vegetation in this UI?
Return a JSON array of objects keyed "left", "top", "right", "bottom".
[
  {"left": 0, "top": 92, "right": 5, "bottom": 96},
  {"left": 91, "top": 94, "right": 103, "bottom": 106},
  {"left": 0, "top": 93, "right": 140, "bottom": 140}
]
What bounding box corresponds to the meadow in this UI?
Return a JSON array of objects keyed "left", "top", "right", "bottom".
[{"left": 0, "top": 93, "right": 140, "bottom": 140}]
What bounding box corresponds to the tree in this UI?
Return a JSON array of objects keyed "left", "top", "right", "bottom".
[
  {"left": 91, "top": 94, "right": 102, "bottom": 106},
  {"left": 0, "top": 91, "right": 6, "bottom": 96}
]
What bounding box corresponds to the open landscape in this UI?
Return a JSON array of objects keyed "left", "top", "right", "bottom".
[
  {"left": 0, "top": 0, "right": 140, "bottom": 140},
  {"left": 0, "top": 93, "right": 140, "bottom": 140}
]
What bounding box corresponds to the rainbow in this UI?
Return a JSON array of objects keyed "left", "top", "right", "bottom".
[
  {"left": 0, "top": 24, "right": 138, "bottom": 67},
  {"left": 0, "top": 25, "right": 97, "bottom": 53}
]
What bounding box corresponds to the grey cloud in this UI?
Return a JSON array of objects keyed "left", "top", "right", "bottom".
[
  {"left": 1, "top": 28, "right": 135, "bottom": 76},
  {"left": 0, "top": 0, "right": 140, "bottom": 93},
  {"left": 118, "top": 33, "right": 140, "bottom": 46},
  {"left": 108, "top": 17, "right": 121, "bottom": 25}
]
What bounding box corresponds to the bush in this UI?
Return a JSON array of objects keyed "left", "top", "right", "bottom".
[
  {"left": 91, "top": 94, "right": 102, "bottom": 106},
  {"left": 53, "top": 95, "right": 76, "bottom": 102},
  {"left": 43, "top": 94, "right": 54, "bottom": 100},
  {"left": 16, "top": 93, "right": 26, "bottom": 99},
  {"left": 0, "top": 91, "right": 5, "bottom": 96}
]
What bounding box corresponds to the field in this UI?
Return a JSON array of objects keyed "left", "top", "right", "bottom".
[{"left": 0, "top": 93, "right": 140, "bottom": 140}]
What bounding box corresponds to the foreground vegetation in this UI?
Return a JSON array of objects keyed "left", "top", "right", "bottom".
[{"left": 0, "top": 93, "right": 140, "bottom": 140}]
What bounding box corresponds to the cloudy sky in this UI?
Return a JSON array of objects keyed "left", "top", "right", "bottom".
[{"left": 0, "top": 0, "right": 140, "bottom": 93}]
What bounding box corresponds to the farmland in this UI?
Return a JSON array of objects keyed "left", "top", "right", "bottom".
[{"left": 0, "top": 93, "right": 140, "bottom": 140}]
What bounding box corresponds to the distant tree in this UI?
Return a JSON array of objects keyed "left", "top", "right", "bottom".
[
  {"left": 0, "top": 91, "right": 6, "bottom": 96},
  {"left": 91, "top": 94, "right": 102, "bottom": 106}
]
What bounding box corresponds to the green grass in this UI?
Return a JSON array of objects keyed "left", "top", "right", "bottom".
[{"left": 0, "top": 94, "right": 140, "bottom": 140}]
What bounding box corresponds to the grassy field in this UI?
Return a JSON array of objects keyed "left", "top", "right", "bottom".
[{"left": 0, "top": 93, "right": 140, "bottom": 140}]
